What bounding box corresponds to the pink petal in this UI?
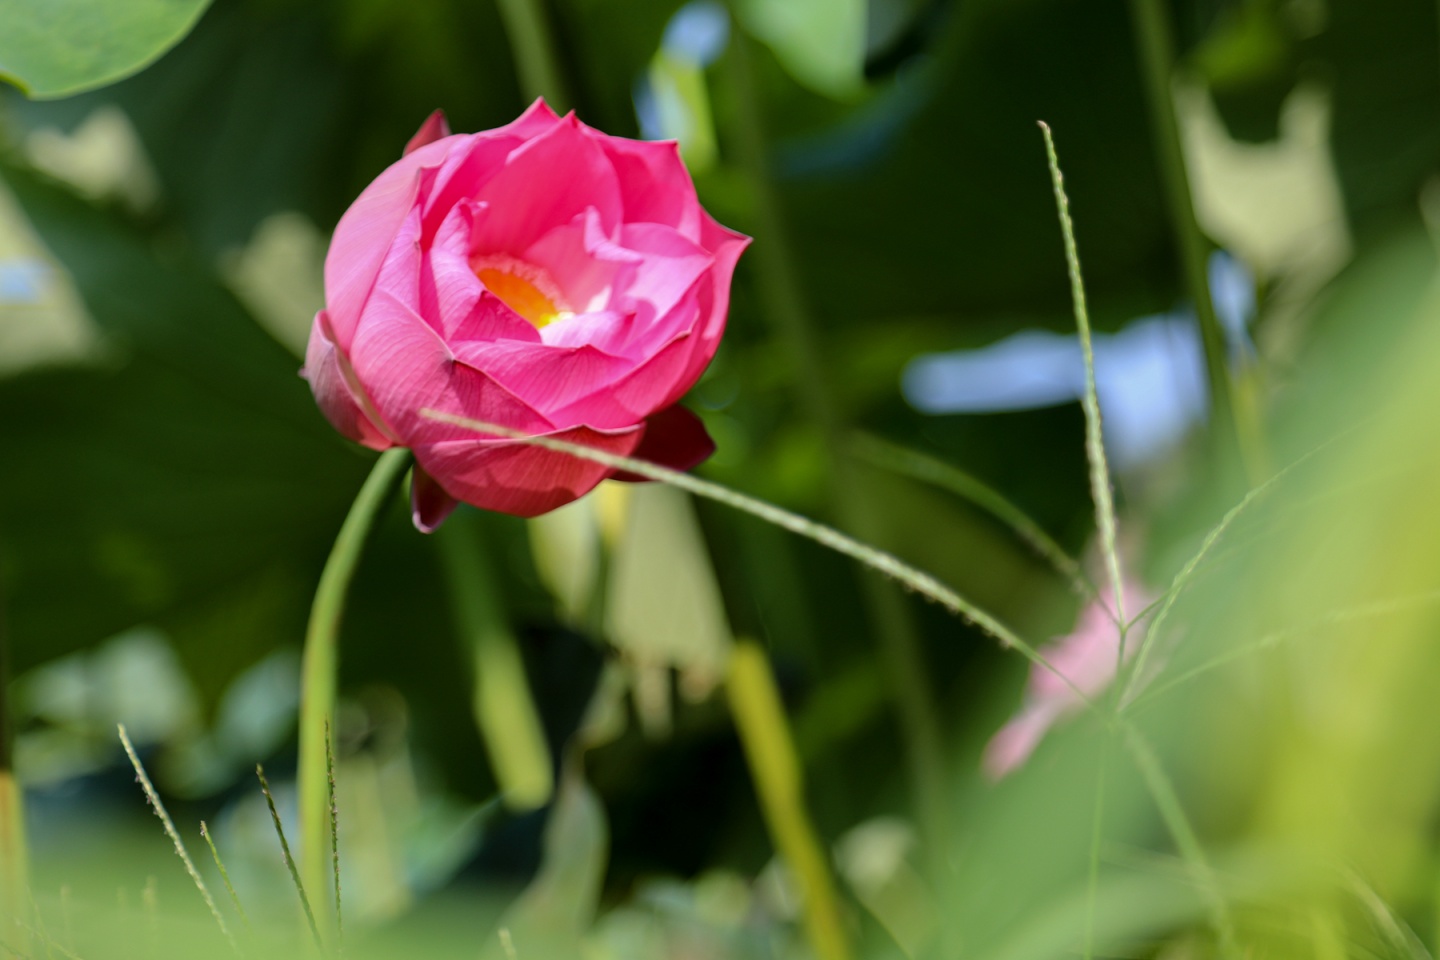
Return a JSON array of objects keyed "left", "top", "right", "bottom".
[
  {"left": 610, "top": 405, "right": 715, "bottom": 482},
  {"left": 451, "top": 339, "right": 632, "bottom": 418},
  {"left": 469, "top": 115, "right": 623, "bottom": 257},
  {"left": 404, "top": 110, "right": 452, "bottom": 156},
  {"left": 346, "top": 288, "right": 552, "bottom": 444},
  {"left": 547, "top": 331, "right": 693, "bottom": 428},
  {"left": 411, "top": 422, "right": 644, "bottom": 518},
  {"left": 411, "top": 463, "right": 460, "bottom": 532},
  {"left": 593, "top": 135, "right": 703, "bottom": 242},
  {"left": 302, "top": 311, "right": 395, "bottom": 450},
  {"left": 325, "top": 141, "right": 456, "bottom": 349},
  {"left": 612, "top": 222, "right": 714, "bottom": 326},
  {"left": 422, "top": 201, "right": 542, "bottom": 342},
  {"left": 982, "top": 704, "right": 1064, "bottom": 781}
]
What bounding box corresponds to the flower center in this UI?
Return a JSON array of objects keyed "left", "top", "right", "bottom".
[{"left": 473, "top": 257, "right": 572, "bottom": 329}]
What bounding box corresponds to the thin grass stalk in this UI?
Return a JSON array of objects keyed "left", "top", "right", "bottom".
[
  {"left": 723, "top": 31, "right": 951, "bottom": 856},
  {"left": 849, "top": 432, "right": 1097, "bottom": 604},
  {"left": 200, "top": 822, "right": 252, "bottom": 932},
  {"left": 1129, "top": 589, "right": 1440, "bottom": 712},
  {"left": 117, "top": 726, "right": 238, "bottom": 955},
  {"left": 728, "top": 641, "right": 851, "bottom": 960},
  {"left": 297, "top": 447, "right": 410, "bottom": 935},
  {"left": 1118, "top": 434, "right": 1338, "bottom": 707},
  {"left": 1126, "top": 0, "right": 1261, "bottom": 480},
  {"left": 1039, "top": 122, "right": 1128, "bottom": 650},
  {"left": 436, "top": 513, "right": 554, "bottom": 810},
  {"left": 419, "top": 408, "right": 1093, "bottom": 707},
  {"left": 1120, "top": 725, "right": 1236, "bottom": 954},
  {"left": 256, "top": 765, "right": 323, "bottom": 953}
]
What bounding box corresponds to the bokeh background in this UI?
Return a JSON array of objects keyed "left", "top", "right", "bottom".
[{"left": 4, "top": 0, "right": 1440, "bottom": 957}]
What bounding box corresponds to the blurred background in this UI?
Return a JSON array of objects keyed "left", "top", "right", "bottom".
[{"left": 4, "top": 0, "right": 1440, "bottom": 957}]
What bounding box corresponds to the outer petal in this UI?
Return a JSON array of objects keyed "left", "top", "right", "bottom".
[
  {"left": 302, "top": 310, "right": 394, "bottom": 450},
  {"left": 611, "top": 405, "right": 715, "bottom": 482},
  {"left": 405, "top": 110, "right": 452, "bottom": 156},
  {"left": 547, "top": 330, "right": 693, "bottom": 428},
  {"left": 346, "top": 288, "right": 553, "bottom": 443},
  {"left": 411, "top": 462, "right": 460, "bottom": 532},
  {"left": 452, "top": 338, "right": 632, "bottom": 418},
  {"left": 412, "top": 422, "right": 644, "bottom": 518},
  {"left": 325, "top": 137, "right": 460, "bottom": 348}
]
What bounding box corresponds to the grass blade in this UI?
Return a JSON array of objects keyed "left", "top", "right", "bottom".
[
  {"left": 199, "top": 822, "right": 251, "bottom": 932},
  {"left": 417, "top": 408, "right": 1093, "bottom": 709},
  {"left": 1122, "top": 725, "right": 1237, "bottom": 955},
  {"left": 255, "top": 765, "right": 323, "bottom": 953},
  {"left": 117, "top": 725, "right": 238, "bottom": 955},
  {"left": 850, "top": 431, "right": 1097, "bottom": 604},
  {"left": 1039, "top": 121, "right": 1128, "bottom": 644}
]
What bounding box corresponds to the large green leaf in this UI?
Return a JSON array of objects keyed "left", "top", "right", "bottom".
[{"left": 0, "top": 0, "right": 212, "bottom": 99}]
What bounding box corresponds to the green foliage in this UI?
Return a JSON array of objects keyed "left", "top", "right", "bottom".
[{"left": 0, "top": 0, "right": 213, "bottom": 99}]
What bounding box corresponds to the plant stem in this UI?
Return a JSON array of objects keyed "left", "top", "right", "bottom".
[
  {"left": 1127, "top": 0, "right": 1261, "bottom": 480},
  {"left": 494, "top": 0, "right": 568, "bottom": 108},
  {"left": 1121, "top": 725, "right": 1237, "bottom": 954},
  {"left": 723, "top": 30, "right": 951, "bottom": 862},
  {"left": 297, "top": 447, "right": 410, "bottom": 940},
  {"left": 436, "top": 511, "right": 555, "bottom": 811},
  {"left": 728, "top": 641, "right": 851, "bottom": 960}
]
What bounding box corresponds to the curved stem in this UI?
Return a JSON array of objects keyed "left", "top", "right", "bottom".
[
  {"left": 297, "top": 447, "right": 411, "bottom": 939},
  {"left": 0, "top": 558, "right": 27, "bottom": 953}
]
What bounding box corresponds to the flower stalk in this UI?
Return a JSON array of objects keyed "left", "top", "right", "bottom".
[{"left": 297, "top": 447, "right": 411, "bottom": 939}]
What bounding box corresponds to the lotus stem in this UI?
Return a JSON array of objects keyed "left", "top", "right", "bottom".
[{"left": 297, "top": 447, "right": 410, "bottom": 941}]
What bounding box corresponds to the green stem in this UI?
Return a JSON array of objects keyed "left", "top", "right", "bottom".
[
  {"left": 436, "top": 511, "right": 555, "bottom": 811},
  {"left": 728, "top": 641, "right": 851, "bottom": 960},
  {"left": 1127, "top": 0, "right": 1234, "bottom": 430},
  {"left": 494, "top": 0, "right": 569, "bottom": 108},
  {"left": 1128, "top": 0, "right": 1271, "bottom": 487},
  {"left": 1121, "top": 725, "right": 1237, "bottom": 954},
  {"left": 297, "top": 447, "right": 410, "bottom": 940},
  {"left": 723, "top": 30, "right": 951, "bottom": 861}
]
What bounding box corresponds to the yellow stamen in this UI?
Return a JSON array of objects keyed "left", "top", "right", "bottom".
[{"left": 477, "top": 268, "right": 567, "bottom": 329}]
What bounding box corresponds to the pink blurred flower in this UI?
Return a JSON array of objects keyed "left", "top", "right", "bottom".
[
  {"left": 983, "top": 578, "right": 1155, "bottom": 779},
  {"left": 304, "top": 101, "right": 749, "bottom": 530}
]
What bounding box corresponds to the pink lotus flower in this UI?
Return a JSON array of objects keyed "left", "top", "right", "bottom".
[
  {"left": 983, "top": 578, "right": 1155, "bottom": 779},
  {"left": 304, "top": 101, "right": 749, "bottom": 530}
]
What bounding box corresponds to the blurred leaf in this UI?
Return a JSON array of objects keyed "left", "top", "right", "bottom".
[
  {"left": 0, "top": 0, "right": 212, "bottom": 99},
  {"left": 734, "top": 0, "right": 866, "bottom": 100},
  {"left": 606, "top": 484, "right": 735, "bottom": 712},
  {"left": 487, "top": 768, "right": 609, "bottom": 959},
  {"left": 0, "top": 164, "right": 368, "bottom": 703}
]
